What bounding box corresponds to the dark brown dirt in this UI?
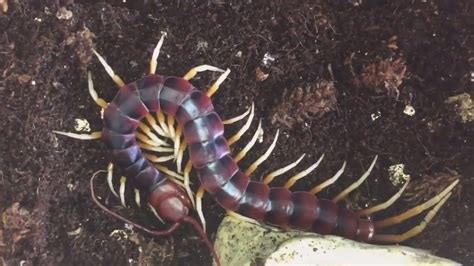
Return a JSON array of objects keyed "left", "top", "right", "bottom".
[{"left": 1, "top": 0, "right": 473, "bottom": 265}]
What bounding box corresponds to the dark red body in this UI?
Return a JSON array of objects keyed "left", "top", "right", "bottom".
[{"left": 102, "top": 74, "right": 375, "bottom": 241}]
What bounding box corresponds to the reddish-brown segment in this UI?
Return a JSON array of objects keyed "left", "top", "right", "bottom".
[{"left": 102, "top": 74, "right": 376, "bottom": 242}]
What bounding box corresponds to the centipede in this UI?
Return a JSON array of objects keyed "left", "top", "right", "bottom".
[{"left": 55, "top": 33, "right": 459, "bottom": 265}]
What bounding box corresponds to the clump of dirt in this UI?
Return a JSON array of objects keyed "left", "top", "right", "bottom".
[
  {"left": 1, "top": 203, "right": 35, "bottom": 260},
  {"left": 445, "top": 93, "right": 474, "bottom": 123},
  {"left": 355, "top": 58, "right": 407, "bottom": 99},
  {"left": 272, "top": 80, "right": 337, "bottom": 128}
]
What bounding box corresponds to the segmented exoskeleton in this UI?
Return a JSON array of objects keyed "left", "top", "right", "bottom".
[{"left": 55, "top": 33, "right": 458, "bottom": 264}]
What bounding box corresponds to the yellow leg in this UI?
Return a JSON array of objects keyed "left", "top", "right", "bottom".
[
  {"left": 374, "top": 179, "right": 459, "bottom": 229},
  {"left": 332, "top": 156, "right": 378, "bottom": 203},
  {"left": 138, "top": 142, "right": 174, "bottom": 153},
  {"left": 309, "top": 161, "right": 346, "bottom": 194},
  {"left": 156, "top": 112, "right": 170, "bottom": 137},
  {"left": 207, "top": 68, "right": 231, "bottom": 97},
  {"left": 372, "top": 191, "right": 453, "bottom": 243},
  {"left": 228, "top": 103, "right": 255, "bottom": 146},
  {"left": 283, "top": 154, "right": 325, "bottom": 189},
  {"left": 138, "top": 122, "right": 168, "bottom": 146},
  {"left": 144, "top": 113, "right": 168, "bottom": 138},
  {"left": 263, "top": 154, "right": 306, "bottom": 185},
  {"left": 119, "top": 176, "right": 127, "bottom": 207},
  {"left": 87, "top": 72, "right": 108, "bottom": 108},
  {"left": 244, "top": 130, "right": 280, "bottom": 176},
  {"left": 234, "top": 120, "right": 262, "bottom": 163},
  {"left": 92, "top": 49, "right": 125, "bottom": 87},
  {"left": 149, "top": 33, "right": 167, "bottom": 74},
  {"left": 196, "top": 185, "right": 207, "bottom": 233},
  {"left": 182, "top": 65, "right": 224, "bottom": 80},
  {"left": 106, "top": 163, "right": 119, "bottom": 198},
  {"left": 223, "top": 106, "right": 252, "bottom": 125},
  {"left": 53, "top": 131, "right": 102, "bottom": 140},
  {"left": 183, "top": 161, "right": 195, "bottom": 208},
  {"left": 357, "top": 176, "right": 411, "bottom": 217},
  {"left": 148, "top": 203, "right": 165, "bottom": 224},
  {"left": 143, "top": 153, "right": 175, "bottom": 163},
  {"left": 134, "top": 188, "right": 141, "bottom": 208}
]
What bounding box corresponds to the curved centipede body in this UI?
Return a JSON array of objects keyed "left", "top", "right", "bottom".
[{"left": 55, "top": 34, "right": 459, "bottom": 263}]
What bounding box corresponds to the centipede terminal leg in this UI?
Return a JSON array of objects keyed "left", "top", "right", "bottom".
[
  {"left": 374, "top": 179, "right": 459, "bottom": 229},
  {"left": 372, "top": 191, "right": 453, "bottom": 243}
]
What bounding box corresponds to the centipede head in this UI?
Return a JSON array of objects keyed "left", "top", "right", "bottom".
[{"left": 148, "top": 179, "right": 192, "bottom": 223}]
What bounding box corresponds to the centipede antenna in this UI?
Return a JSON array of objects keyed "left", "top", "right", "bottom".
[
  {"left": 144, "top": 153, "right": 175, "bottom": 163},
  {"left": 106, "top": 163, "right": 119, "bottom": 198},
  {"left": 234, "top": 119, "right": 262, "bottom": 163},
  {"left": 92, "top": 49, "right": 125, "bottom": 88},
  {"left": 223, "top": 106, "right": 251, "bottom": 125},
  {"left": 207, "top": 68, "right": 231, "bottom": 97},
  {"left": 138, "top": 122, "right": 168, "bottom": 146},
  {"left": 182, "top": 65, "right": 225, "bottom": 80},
  {"left": 87, "top": 72, "right": 108, "bottom": 108},
  {"left": 332, "top": 155, "right": 378, "bottom": 203},
  {"left": 284, "top": 154, "right": 325, "bottom": 189},
  {"left": 310, "top": 161, "right": 347, "bottom": 194},
  {"left": 138, "top": 142, "right": 174, "bottom": 153},
  {"left": 183, "top": 161, "right": 196, "bottom": 208},
  {"left": 182, "top": 216, "right": 221, "bottom": 266},
  {"left": 119, "top": 176, "right": 127, "bottom": 207},
  {"left": 374, "top": 179, "right": 459, "bottom": 229},
  {"left": 90, "top": 170, "right": 182, "bottom": 237},
  {"left": 372, "top": 191, "right": 452, "bottom": 243},
  {"left": 144, "top": 114, "right": 168, "bottom": 138},
  {"left": 150, "top": 33, "right": 167, "bottom": 74},
  {"left": 228, "top": 103, "right": 255, "bottom": 146},
  {"left": 244, "top": 129, "right": 280, "bottom": 177},
  {"left": 134, "top": 189, "right": 141, "bottom": 208},
  {"left": 53, "top": 131, "right": 102, "bottom": 140},
  {"left": 357, "top": 176, "right": 411, "bottom": 217},
  {"left": 196, "top": 185, "right": 207, "bottom": 233},
  {"left": 263, "top": 154, "right": 306, "bottom": 185}
]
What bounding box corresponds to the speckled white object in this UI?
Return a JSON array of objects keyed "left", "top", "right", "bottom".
[{"left": 214, "top": 215, "right": 459, "bottom": 266}]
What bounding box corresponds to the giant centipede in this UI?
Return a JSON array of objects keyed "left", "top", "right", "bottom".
[{"left": 55, "top": 34, "right": 459, "bottom": 264}]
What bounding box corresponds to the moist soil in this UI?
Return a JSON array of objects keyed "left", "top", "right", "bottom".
[{"left": 1, "top": 1, "right": 473, "bottom": 265}]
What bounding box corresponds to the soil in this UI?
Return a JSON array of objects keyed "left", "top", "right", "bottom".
[{"left": 1, "top": 0, "right": 473, "bottom": 265}]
